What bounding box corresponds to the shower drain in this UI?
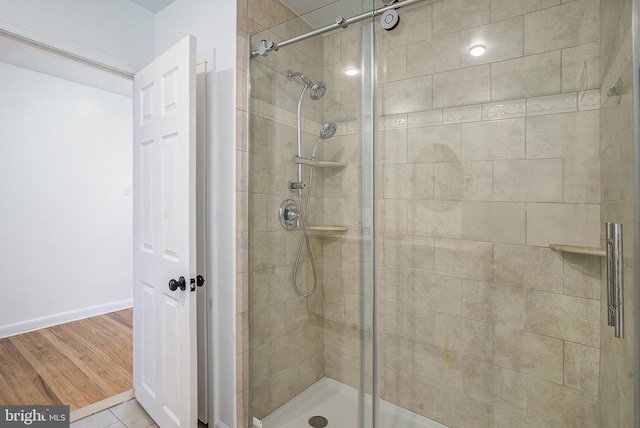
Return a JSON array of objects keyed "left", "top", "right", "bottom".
[{"left": 308, "top": 415, "right": 328, "bottom": 428}]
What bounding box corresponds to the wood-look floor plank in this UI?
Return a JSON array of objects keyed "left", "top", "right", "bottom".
[
  {"left": 49, "top": 322, "right": 132, "bottom": 392},
  {"left": 38, "top": 328, "right": 129, "bottom": 398},
  {"left": 105, "top": 308, "right": 133, "bottom": 330},
  {"left": 0, "top": 339, "right": 61, "bottom": 405},
  {"left": 9, "top": 330, "right": 106, "bottom": 409},
  {"left": 1, "top": 309, "right": 133, "bottom": 411}
]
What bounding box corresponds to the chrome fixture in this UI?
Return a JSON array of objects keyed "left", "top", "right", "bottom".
[
  {"left": 288, "top": 70, "right": 327, "bottom": 195},
  {"left": 287, "top": 122, "right": 338, "bottom": 298},
  {"left": 287, "top": 70, "right": 327, "bottom": 100},
  {"left": 279, "top": 199, "right": 300, "bottom": 230},
  {"left": 250, "top": 0, "right": 433, "bottom": 57},
  {"left": 254, "top": 39, "right": 278, "bottom": 57},
  {"left": 606, "top": 222, "right": 624, "bottom": 338}
]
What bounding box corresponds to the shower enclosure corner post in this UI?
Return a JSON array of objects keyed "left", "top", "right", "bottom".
[{"left": 632, "top": 0, "right": 640, "bottom": 425}]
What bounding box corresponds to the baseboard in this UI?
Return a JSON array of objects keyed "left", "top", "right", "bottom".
[
  {"left": 0, "top": 298, "right": 133, "bottom": 338},
  {"left": 70, "top": 389, "right": 135, "bottom": 422}
]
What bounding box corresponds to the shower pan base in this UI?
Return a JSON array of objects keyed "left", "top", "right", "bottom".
[{"left": 261, "top": 377, "right": 447, "bottom": 428}]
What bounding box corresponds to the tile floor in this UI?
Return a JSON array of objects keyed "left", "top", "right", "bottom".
[
  {"left": 71, "top": 399, "right": 156, "bottom": 428},
  {"left": 71, "top": 399, "right": 208, "bottom": 428}
]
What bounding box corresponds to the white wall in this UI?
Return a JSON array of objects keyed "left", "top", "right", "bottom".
[
  {"left": 155, "top": 2, "right": 237, "bottom": 427},
  {"left": 0, "top": 0, "right": 155, "bottom": 70},
  {"left": 0, "top": 61, "right": 133, "bottom": 336}
]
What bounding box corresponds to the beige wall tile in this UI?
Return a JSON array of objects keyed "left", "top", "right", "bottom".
[
  {"left": 382, "top": 368, "right": 436, "bottom": 420},
  {"left": 492, "top": 325, "right": 563, "bottom": 383},
  {"left": 379, "top": 198, "right": 408, "bottom": 234},
  {"left": 562, "top": 43, "right": 600, "bottom": 91},
  {"left": 562, "top": 253, "right": 601, "bottom": 299},
  {"left": 408, "top": 110, "right": 443, "bottom": 128},
  {"left": 432, "top": 0, "right": 490, "bottom": 37},
  {"left": 526, "top": 93, "right": 577, "bottom": 116},
  {"left": 408, "top": 124, "right": 462, "bottom": 163},
  {"left": 434, "top": 314, "right": 493, "bottom": 362},
  {"left": 403, "top": 268, "right": 463, "bottom": 315},
  {"left": 460, "top": 16, "right": 524, "bottom": 67},
  {"left": 483, "top": 99, "right": 527, "bottom": 121},
  {"left": 407, "top": 33, "right": 461, "bottom": 78},
  {"left": 383, "top": 163, "right": 434, "bottom": 199},
  {"left": 564, "top": 157, "right": 600, "bottom": 203},
  {"left": 378, "top": 126, "right": 409, "bottom": 162},
  {"left": 526, "top": 202, "right": 600, "bottom": 247},
  {"left": 494, "top": 244, "right": 564, "bottom": 292},
  {"left": 379, "top": 46, "right": 407, "bottom": 83},
  {"left": 490, "top": 0, "right": 560, "bottom": 21},
  {"left": 434, "top": 161, "right": 493, "bottom": 201},
  {"left": 461, "top": 118, "right": 525, "bottom": 161},
  {"left": 462, "top": 358, "right": 528, "bottom": 415},
  {"left": 434, "top": 388, "right": 494, "bottom": 428},
  {"left": 491, "top": 51, "right": 561, "bottom": 100},
  {"left": 382, "top": 75, "right": 433, "bottom": 115},
  {"left": 463, "top": 280, "right": 526, "bottom": 329},
  {"left": 526, "top": 110, "right": 599, "bottom": 159},
  {"left": 402, "top": 306, "right": 436, "bottom": 346},
  {"left": 527, "top": 377, "right": 599, "bottom": 428},
  {"left": 527, "top": 290, "right": 600, "bottom": 346},
  {"left": 434, "top": 238, "right": 494, "bottom": 281},
  {"left": 408, "top": 199, "right": 462, "bottom": 238},
  {"left": 460, "top": 201, "right": 526, "bottom": 244},
  {"left": 433, "top": 65, "right": 491, "bottom": 109},
  {"left": 524, "top": 0, "right": 599, "bottom": 55},
  {"left": 564, "top": 341, "right": 599, "bottom": 395},
  {"left": 382, "top": 233, "right": 435, "bottom": 271},
  {"left": 601, "top": 131, "right": 635, "bottom": 203},
  {"left": 443, "top": 105, "right": 483, "bottom": 124},
  {"left": 493, "top": 159, "right": 563, "bottom": 202}
]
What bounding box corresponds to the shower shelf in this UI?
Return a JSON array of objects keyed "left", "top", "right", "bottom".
[
  {"left": 316, "top": 161, "right": 347, "bottom": 168},
  {"left": 549, "top": 244, "right": 606, "bottom": 257},
  {"left": 307, "top": 225, "right": 348, "bottom": 234}
]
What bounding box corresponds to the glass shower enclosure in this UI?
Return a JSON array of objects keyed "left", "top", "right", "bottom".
[{"left": 247, "top": 0, "right": 639, "bottom": 427}]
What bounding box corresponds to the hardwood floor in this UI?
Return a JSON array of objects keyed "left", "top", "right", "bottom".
[{"left": 0, "top": 308, "right": 133, "bottom": 411}]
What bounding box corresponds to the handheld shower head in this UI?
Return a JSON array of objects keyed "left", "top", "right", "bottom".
[
  {"left": 319, "top": 122, "right": 337, "bottom": 139},
  {"left": 311, "top": 123, "right": 338, "bottom": 160},
  {"left": 287, "top": 70, "right": 327, "bottom": 100}
]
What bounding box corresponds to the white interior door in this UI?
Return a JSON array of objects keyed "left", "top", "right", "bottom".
[{"left": 133, "top": 34, "right": 197, "bottom": 428}]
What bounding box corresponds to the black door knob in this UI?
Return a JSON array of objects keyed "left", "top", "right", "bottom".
[{"left": 168, "top": 276, "right": 186, "bottom": 291}]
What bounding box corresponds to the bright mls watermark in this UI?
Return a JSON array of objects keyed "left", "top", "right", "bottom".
[{"left": 0, "top": 406, "right": 69, "bottom": 428}]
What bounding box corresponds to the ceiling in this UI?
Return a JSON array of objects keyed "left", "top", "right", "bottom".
[{"left": 129, "top": 0, "right": 177, "bottom": 14}]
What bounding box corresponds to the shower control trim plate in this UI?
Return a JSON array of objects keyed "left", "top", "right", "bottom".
[{"left": 279, "top": 199, "right": 300, "bottom": 230}]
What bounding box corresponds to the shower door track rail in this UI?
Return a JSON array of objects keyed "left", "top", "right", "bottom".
[{"left": 250, "top": 0, "right": 432, "bottom": 57}]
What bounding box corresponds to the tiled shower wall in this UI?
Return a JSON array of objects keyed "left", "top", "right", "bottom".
[
  {"left": 598, "top": 0, "right": 636, "bottom": 426},
  {"left": 245, "top": 11, "right": 330, "bottom": 421},
  {"left": 323, "top": 0, "right": 604, "bottom": 427}
]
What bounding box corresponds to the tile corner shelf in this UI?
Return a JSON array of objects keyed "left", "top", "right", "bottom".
[
  {"left": 549, "top": 244, "right": 606, "bottom": 257},
  {"left": 316, "top": 161, "right": 347, "bottom": 168},
  {"left": 307, "top": 225, "right": 348, "bottom": 234}
]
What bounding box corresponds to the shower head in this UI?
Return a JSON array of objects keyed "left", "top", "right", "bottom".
[
  {"left": 319, "top": 122, "right": 337, "bottom": 139},
  {"left": 287, "top": 70, "right": 327, "bottom": 100},
  {"left": 311, "top": 123, "right": 338, "bottom": 160},
  {"left": 309, "top": 81, "right": 327, "bottom": 100}
]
